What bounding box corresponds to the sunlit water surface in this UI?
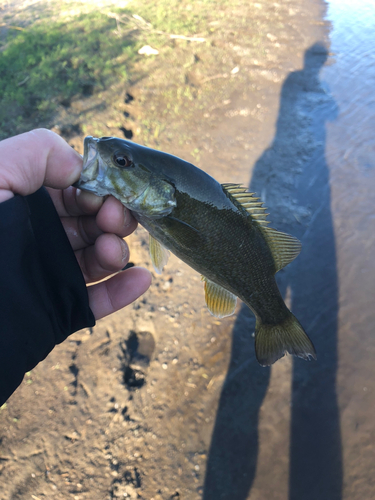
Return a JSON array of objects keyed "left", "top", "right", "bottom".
[{"left": 323, "top": 0, "right": 375, "bottom": 496}]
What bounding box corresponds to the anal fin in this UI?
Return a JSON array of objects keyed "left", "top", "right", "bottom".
[
  {"left": 149, "top": 234, "right": 170, "bottom": 274},
  {"left": 202, "top": 276, "right": 237, "bottom": 318}
]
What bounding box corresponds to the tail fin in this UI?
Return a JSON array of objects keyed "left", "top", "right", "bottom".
[{"left": 255, "top": 313, "right": 316, "bottom": 366}]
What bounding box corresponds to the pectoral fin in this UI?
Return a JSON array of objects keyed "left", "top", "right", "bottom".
[
  {"left": 149, "top": 234, "right": 170, "bottom": 274},
  {"left": 202, "top": 276, "right": 237, "bottom": 318}
]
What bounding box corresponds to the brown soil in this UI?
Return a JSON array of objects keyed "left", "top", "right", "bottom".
[{"left": 0, "top": 0, "right": 343, "bottom": 499}]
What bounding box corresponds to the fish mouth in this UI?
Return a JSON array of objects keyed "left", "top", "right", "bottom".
[
  {"left": 73, "top": 136, "right": 104, "bottom": 192},
  {"left": 83, "top": 135, "right": 99, "bottom": 168}
]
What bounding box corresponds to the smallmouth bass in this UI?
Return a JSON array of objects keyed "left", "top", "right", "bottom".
[{"left": 75, "top": 136, "right": 316, "bottom": 366}]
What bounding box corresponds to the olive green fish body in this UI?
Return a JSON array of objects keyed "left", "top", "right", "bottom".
[
  {"left": 75, "top": 136, "right": 316, "bottom": 366},
  {"left": 136, "top": 189, "right": 288, "bottom": 325}
]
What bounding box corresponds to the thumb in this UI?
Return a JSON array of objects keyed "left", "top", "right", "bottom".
[{"left": 0, "top": 128, "right": 82, "bottom": 203}]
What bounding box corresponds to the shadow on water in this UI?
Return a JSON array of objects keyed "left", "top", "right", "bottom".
[{"left": 203, "top": 43, "right": 342, "bottom": 500}]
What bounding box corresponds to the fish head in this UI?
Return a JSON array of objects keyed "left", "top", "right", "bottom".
[{"left": 75, "top": 136, "right": 176, "bottom": 217}]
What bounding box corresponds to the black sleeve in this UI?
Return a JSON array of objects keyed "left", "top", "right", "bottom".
[{"left": 0, "top": 187, "right": 95, "bottom": 405}]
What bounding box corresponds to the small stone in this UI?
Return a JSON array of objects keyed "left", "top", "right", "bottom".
[
  {"left": 138, "top": 45, "right": 159, "bottom": 56},
  {"left": 162, "top": 281, "right": 171, "bottom": 290}
]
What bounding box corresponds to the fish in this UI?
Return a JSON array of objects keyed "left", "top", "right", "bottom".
[{"left": 75, "top": 136, "right": 316, "bottom": 366}]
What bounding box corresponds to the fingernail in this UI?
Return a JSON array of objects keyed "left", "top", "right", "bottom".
[
  {"left": 69, "top": 149, "right": 84, "bottom": 184},
  {"left": 121, "top": 239, "right": 129, "bottom": 262},
  {"left": 124, "top": 207, "right": 132, "bottom": 227}
]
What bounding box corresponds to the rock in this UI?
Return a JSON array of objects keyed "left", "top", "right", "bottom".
[{"left": 138, "top": 45, "right": 159, "bottom": 56}]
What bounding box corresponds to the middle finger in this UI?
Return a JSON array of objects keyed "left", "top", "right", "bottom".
[
  {"left": 96, "top": 196, "right": 138, "bottom": 237},
  {"left": 61, "top": 215, "right": 103, "bottom": 251}
]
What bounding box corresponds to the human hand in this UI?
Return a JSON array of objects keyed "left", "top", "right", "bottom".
[{"left": 0, "top": 128, "right": 151, "bottom": 319}]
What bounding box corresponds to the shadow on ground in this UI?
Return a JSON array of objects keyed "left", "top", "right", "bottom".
[{"left": 203, "top": 43, "right": 342, "bottom": 500}]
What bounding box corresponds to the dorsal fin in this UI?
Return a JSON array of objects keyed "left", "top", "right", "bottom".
[
  {"left": 222, "top": 183, "right": 301, "bottom": 272},
  {"left": 221, "top": 183, "right": 271, "bottom": 227},
  {"left": 261, "top": 227, "right": 302, "bottom": 272}
]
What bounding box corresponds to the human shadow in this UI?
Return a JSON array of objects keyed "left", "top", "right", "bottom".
[{"left": 203, "top": 43, "right": 342, "bottom": 500}]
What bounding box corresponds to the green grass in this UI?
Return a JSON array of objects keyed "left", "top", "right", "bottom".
[
  {"left": 136, "top": 0, "right": 215, "bottom": 35},
  {"left": 0, "top": 8, "right": 138, "bottom": 137}
]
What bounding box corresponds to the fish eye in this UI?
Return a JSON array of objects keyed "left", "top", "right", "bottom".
[{"left": 113, "top": 153, "right": 133, "bottom": 168}]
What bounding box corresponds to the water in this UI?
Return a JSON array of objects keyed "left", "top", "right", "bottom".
[
  {"left": 323, "top": 0, "right": 375, "bottom": 178},
  {"left": 320, "top": 0, "right": 375, "bottom": 498}
]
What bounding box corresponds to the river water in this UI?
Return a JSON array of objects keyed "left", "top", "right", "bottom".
[{"left": 322, "top": 0, "right": 375, "bottom": 498}]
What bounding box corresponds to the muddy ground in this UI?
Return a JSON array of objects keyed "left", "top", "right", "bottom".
[{"left": 0, "top": 0, "right": 356, "bottom": 499}]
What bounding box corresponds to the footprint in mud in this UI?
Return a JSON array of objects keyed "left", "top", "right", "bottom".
[
  {"left": 51, "top": 123, "right": 82, "bottom": 139},
  {"left": 111, "top": 467, "right": 141, "bottom": 499},
  {"left": 124, "top": 92, "right": 134, "bottom": 104},
  {"left": 120, "top": 331, "right": 155, "bottom": 390},
  {"left": 119, "top": 126, "right": 133, "bottom": 139},
  {"left": 120, "top": 91, "right": 135, "bottom": 139},
  {"left": 69, "top": 362, "right": 79, "bottom": 396}
]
